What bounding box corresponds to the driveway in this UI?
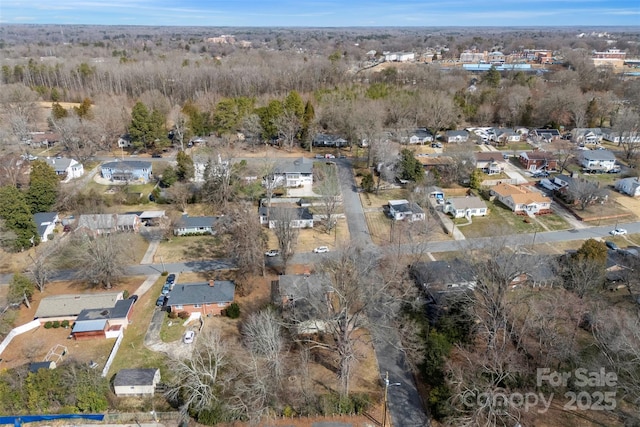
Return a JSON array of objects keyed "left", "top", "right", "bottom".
[{"left": 335, "top": 159, "right": 372, "bottom": 247}]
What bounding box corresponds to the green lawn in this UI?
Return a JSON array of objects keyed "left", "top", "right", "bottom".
[
  {"left": 160, "top": 315, "right": 188, "bottom": 343},
  {"left": 155, "top": 234, "right": 225, "bottom": 263},
  {"left": 454, "top": 198, "right": 547, "bottom": 238}
]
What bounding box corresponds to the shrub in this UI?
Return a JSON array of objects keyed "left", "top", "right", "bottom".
[
  {"left": 52, "top": 320, "right": 61, "bottom": 328},
  {"left": 44, "top": 321, "right": 53, "bottom": 329},
  {"left": 161, "top": 271, "right": 169, "bottom": 276},
  {"left": 61, "top": 320, "right": 70, "bottom": 328},
  {"left": 226, "top": 303, "right": 240, "bottom": 319},
  {"left": 178, "top": 311, "right": 190, "bottom": 319},
  {"left": 122, "top": 289, "right": 129, "bottom": 299},
  {"left": 168, "top": 311, "right": 178, "bottom": 319},
  {"left": 282, "top": 405, "right": 296, "bottom": 417}
]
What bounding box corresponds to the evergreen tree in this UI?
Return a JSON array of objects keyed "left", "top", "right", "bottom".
[
  {"left": 0, "top": 186, "right": 40, "bottom": 251},
  {"left": 73, "top": 97, "right": 93, "bottom": 119},
  {"left": 8, "top": 273, "right": 34, "bottom": 308},
  {"left": 212, "top": 98, "right": 239, "bottom": 136},
  {"left": 483, "top": 65, "right": 501, "bottom": 88},
  {"left": 149, "top": 108, "right": 168, "bottom": 149},
  {"left": 161, "top": 166, "right": 178, "bottom": 187},
  {"left": 469, "top": 169, "right": 483, "bottom": 190},
  {"left": 256, "top": 100, "right": 283, "bottom": 140},
  {"left": 361, "top": 172, "right": 374, "bottom": 193},
  {"left": 26, "top": 160, "right": 59, "bottom": 214},
  {"left": 129, "top": 101, "right": 152, "bottom": 150},
  {"left": 50, "top": 102, "right": 68, "bottom": 120},
  {"left": 398, "top": 149, "right": 425, "bottom": 182},
  {"left": 182, "top": 101, "right": 212, "bottom": 137},
  {"left": 176, "top": 151, "right": 195, "bottom": 182},
  {"left": 300, "top": 99, "right": 315, "bottom": 143},
  {"left": 284, "top": 91, "right": 304, "bottom": 119}
]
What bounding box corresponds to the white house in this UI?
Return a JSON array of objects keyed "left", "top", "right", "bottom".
[
  {"left": 259, "top": 206, "right": 314, "bottom": 229},
  {"left": 444, "top": 130, "right": 469, "bottom": 144},
  {"left": 403, "top": 129, "right": 434, "bottom": 145},
  {"left": 615, "top": 177, "right": 640, "bottom": 197},
  {"left": 601, "top": 128, "right": 640, "bottom": 144},
  {"left": 42, "top": 157, "right": 84, "bottom": 180},
  {"left": 33, "top": 212, "right": 59, "bottom": 242},
  {"left": 443, "top": 196, "right": 488, "bottom": 218},
  {"left": 264, "top": 157, "right": 314, "bottom": 188},
  {"left": 579, "top": 150, "right": 617, "bottom": 172},
  {"left": 388, "top": 200, "right": 425, "bottom": 222},
  {"left": 113, "top": 368, "right": 161, "bottom": 397},
  {"left": 384, "top": 52, "right": 415, "bottom": 62},
  {"left": 117, "top": 134, "right": 132, "bottom": 148},
  {"left": 572, "top": 128, "right": 603, "bottom": 145}
]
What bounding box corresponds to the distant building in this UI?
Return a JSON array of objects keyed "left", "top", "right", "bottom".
[{"left": 384, "top": 52, "right": 415, "bottom": 62}]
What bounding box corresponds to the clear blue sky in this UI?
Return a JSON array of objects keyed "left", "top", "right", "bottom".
[{"left": 1, "top": 0, "right": 638, "bottom": 26}]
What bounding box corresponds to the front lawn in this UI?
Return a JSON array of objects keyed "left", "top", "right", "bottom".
[
  {"left": 454, "top": 198, "right": 547, "bottom": 238},
  {"left": 155, "top": 235, "right": 225, "bottom": 263}
]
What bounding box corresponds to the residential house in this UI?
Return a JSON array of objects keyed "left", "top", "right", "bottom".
[
  {"left": 259, "top": 206, "right": 314, "bottom": 229},
  {"left": 402, "top": 129, "right": 434, "bottom": 145},
  {"left": 494, "top": 128, "right": 521, "bottom": 144},
  {"left": 615, "top": 177, "right": 640, "bottom": 197},
  {"left": 75, "top": 213, "right": 141, "bottom": 235},
  {"left": 411, "top": 259, "right": 477, "bottom": 292},
  {"left": 417, "top": 155, "right": 454, "bottom": 176},
  {"left": 71, "top": 298, "right": 135, "bottom": 340},
  {"left": 491, "top": 183, "right": 552, "bottom": 215},
  {"left": 34, "top": 291, "right": 124, "bottom": 323},
  {"left": 33, "top": 212, "right": 58, "bottom": 242},
  {"left": 27, "top": 132, "right": 59, "bottom": 147},
  {"left": 113, "top": 368, "right": 161, "bottom": 397},
  {"left": 384, "top": 52, "right": 415, "bottom": 62},
  {"left": 312, "top": 134, "right": 348, "bottom": 147},
  {"left": 579, "top": 149, "right": 618, "bottom": 173},
  {"left": 174, "top": 214, "right": 220, "bottom": 235},
  {"left": 100, "top": 160, "right": 152, "bottom": 183},
  {"left": 165, "top": 280, "right": 235, "bottom": 316},
  {"left": 43, "top": 157, "right": 84, "bottom": 180},
  {"left": 117, "top": 134, "right": 132, "bottom": 148},
  {"left": 601, "top": 128, "right": 640, "bottom": 144},
  {"left": 443, "top": 196, "right": 488, "bottom": 218},
  {"left": 444, "top": 130, "right": 469, "bottom": 144},
  {"left": 388, "top": 199, "right": 425, "bottom": 222},
  {"left": 475, "top": 152, "right": 506, "bottom": 175},
  {"left": 518, "top": 151, "right": 558, "bottom": 172},
  {"left": 271, "top": 273, "right": 334, "bottom": 334},
  {"left": 264, "top": 157, "right": 314, "bottom": 188},
  {"left": 533, "top": 128, "right": 561, "bottom": 142},
  {"left": 572, "top": 128, "right": 603, "bottom": 145}
]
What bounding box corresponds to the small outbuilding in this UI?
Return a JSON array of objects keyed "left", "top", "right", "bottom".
[{"left": 113, "top": 368, "right": 161, "bottom": 397}]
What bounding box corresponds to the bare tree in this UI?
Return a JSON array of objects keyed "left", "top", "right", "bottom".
[
  {"left": 166, "top": 182, "right": 194, "bottom": 212},
  {"left": 272, "top": 207, "right": 299, "bottom": 274},
  {"left": 27, "top": 243, "right": 58, "bottom": 292},
  {"left": 611, "top": 107, "right": 640, "bottom": 162},
  {"left": 274, "top": 109, "right": 301, "bottom": 152},
  {"left": 0, "top": 154, "right": 29, "bottom": 188},
  {"left": 171, "top": 108, "right": 189, "bottom": 151},
  {"left": 220, "top": 202, "right": 266, "bottom": 279},
  {"left": 315, "top": 163, "right": 341, "bottom": 234},
  {"left": 565, "top": 177, "right": 609, "bottom": 210},
  {"left": 166, "top": 328, "right": 233, "bottom": 413},
  {"left": 0, "top": 83, "right": 40, "bottom": 142},
  {"left": 71, "top": 234, "right": 130, "bottom": 289},
  {"left": 241, "top": 113, "right": 264, "bottom": 152},
  {"left": 50, "top": 114, "right": 101, "bottom": 162},
  {"left": 417, "top": 91, "right": 459, "bottom": 140},
  {"left": 242, "top": 309, "right": 286, "bottom": 384}
]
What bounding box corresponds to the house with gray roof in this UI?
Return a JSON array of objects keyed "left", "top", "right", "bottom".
[
  {"left": 388, "top": 199, "right": 425, "bottom": 222},
  {"left": 34, "top": 291, "right": 124, "bottom": 322},
  {"left": 579, "top": 149, "right": 618, "bottom": 172},
  {"left": 100, "top": 160, "right": 152, "bottom": 183},
  {"left": 173, "top": 214, "right": 220, "bottom": 235},
  {"left": 75, "top": 213, "right": 141, "bottom": 235},
  {"left": 258, "top": 206, "right": 314, "bottom": 229},
  {"left": 615, "top": 177, "right": 640, "bottom": 197},
  {"left": 33, "top": 212, "right": 58, "bottom": 242},
  {"left": 113, "top": 368, "right": 161, "bottom": 397},
  {"left": 402, "top": 129, "right": 434, "bottom": 145},
  {"left": 43, "top": 157, "right": 84, "bottom": 180},
  {"left": 444, "top": 130, "right": 469, "bottom": 144},
  {"left": 572, "top": 128, "right": 604, "bottom": 145},
  {"left": 264, "top": 157, "right": 314, "bottom": 188},
  {"left": 165, "top": 280, "right": 235, "bottom": 316},
  {"left": 444, "top": 196, "right": 488, "bottom": 218},
  {"left": 312, "top": 134, "right": 348, "bottom": 147},
  {"left": 71, "top": 298, "right": 135, "bottom": 340}
]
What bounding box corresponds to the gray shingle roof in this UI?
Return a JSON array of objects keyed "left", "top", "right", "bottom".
[
  {"left": 258, "top": 206, "right": 313, "bottom": 221},
  {"left": 33, "top": 212, "right": 58, "bottom": 238},
  {"left": 102, "top": 160, "right": 152, "bottom": 171},
  {"left": 113, "top": 368, "right": 160, "bottom": 387},
  {"left": 580, "top": 150, "right": 616, "bottom": 161},
  {"left": 35, "top": 292, "right": 123, "bottom": 319},
  {"left": 274, "top": 157, "right": 314, "bottom": 175},
  {"left": 166, "top": 281, "right": 235, "bottom": 306},
  {"left": 175, "top": 214, "right": 219, "bottom": 228}
]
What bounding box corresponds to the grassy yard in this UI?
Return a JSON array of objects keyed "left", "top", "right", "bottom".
[
  {"left": 359, "top": 188, "right": 408, "bottom": 208},
  {"left": 534, "top": 212, "right": 571, "bottom": 231},
  {"left": 454, "top": 198, "right": 547, "bottom": 238},
  {"left": 155, "top": 235, "right": 225, "bottom": 263},
  {"left": 365, "top": 211, "right": 393, "bottom": 245}
]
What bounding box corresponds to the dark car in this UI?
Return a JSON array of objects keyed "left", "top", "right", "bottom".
[
  {"left": 166, "top": 273, "right": 176, "bottom": 285},
  {"left": 605, "top": 241, "right": 619, "bottom": 251},
  {"left": 152, "top": 153, "right": 162, "bottom": 158},
  {"left": 156, "top": 295, "right": 166, "bottom": 306}
]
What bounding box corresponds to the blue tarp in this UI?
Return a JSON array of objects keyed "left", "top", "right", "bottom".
[{"left": 0, "top": 414, "right": 104, "bottom": 426}]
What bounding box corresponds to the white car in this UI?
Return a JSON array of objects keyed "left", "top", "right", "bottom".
[
  {"left": 313, "top": 246, "right": 329, "bottom": 253},
  {"left": 610, "top": 228, "right": 628, "bottom": 236},
  {"left": 264, "top": 249, "right": 280, "bottom": 257},
  {"left": 183, "top": 330, "right": 195, "bottom": 344}
]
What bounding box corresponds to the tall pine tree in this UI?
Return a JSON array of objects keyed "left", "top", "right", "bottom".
[
  {"left": 26, "top": 160, "right": 59, "bottom": 214},
  {"left": 0, "top": 186, "right": 40, "bottom": 251}
]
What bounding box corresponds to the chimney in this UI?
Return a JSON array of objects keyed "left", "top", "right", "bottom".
[{"left": 209, "top": 280, "right": 215, "bottom": 287}]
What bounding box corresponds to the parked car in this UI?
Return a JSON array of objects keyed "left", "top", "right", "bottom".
[
  {"left": 166, "top": 273, "right": 176, "bottom": 285},
  {"left": 152, "top": 153, "right": 162, "bottom": 158},
  {"left": 338, "top": 154, "right": 347, "bottom": 159},
  {"left": 610, "top": 228, "right": 628, "bottom": 236},
  {"left": 183, "top": 330, "right": 195, "bottom": 344},
  {"left": 605, "top": 241, "right": 619, "bottom": 251},
  {"left": 156, "top": 295, "right": 166, "bottom": 306},
  {"left": 265, "top": 249, "right": 280, "bottom": 257},
  {"left": 313, "top": 246, "right": 329, "bottom": 253},
  {"left": 161, "top": 283, "right": 171, "bottom": 295},
  {"left": 431, "top": 142, "right": 443, "bottom": 148},
  {"left": 325, "top": 154, "right": 335, "bottom": 159},
  {"left": 314, "top": 154, "right": 324, "bottom": 159}
]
